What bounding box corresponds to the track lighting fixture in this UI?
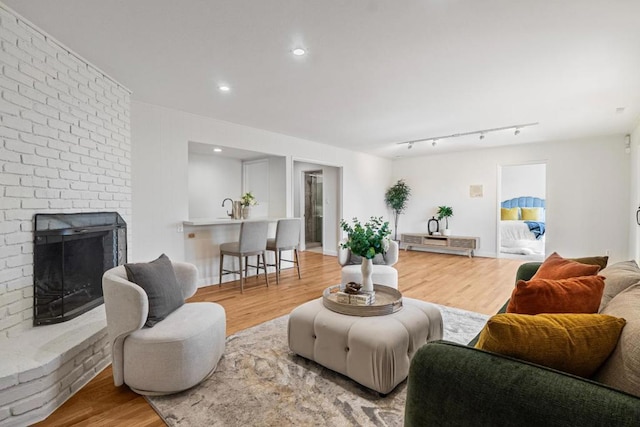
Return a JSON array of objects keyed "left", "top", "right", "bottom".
[
  {"left": 396, "top": 122, "right": 538, "bottom": 149},
  {"left": 408, "top": 143, "right": 413, "bottom": 150},
  {"left": 625, "top": 134, "right": 631, "bottom": 154}
]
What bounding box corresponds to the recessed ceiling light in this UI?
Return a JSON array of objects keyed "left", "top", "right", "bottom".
[
  {"left": 218, "top": 85, "right": 230, "bottom": 92},
  {"left": 616, "top": 107, "right": 625, "bottom": 114},
  {"left": 213, "top": 148, "right": 222, "bottom": 153},
  {"left": 292, "top": 48, "right": 306, "bottom": 56}
]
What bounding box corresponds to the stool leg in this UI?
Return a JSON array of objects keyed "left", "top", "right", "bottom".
[
  {"left": 294, "top": 248, "right": 301, "bottom": 279},
  {"left": 275, "top": 250, "right": 280, "bottom": 284},
  {"left": 219, "top": 253, "right": 224, "bottom": 287},
  {"left": 256, "top": 255, "right": 261, "bottom": 279},
  {"left": 262, "top": 252, "right": 269, "bottom": 287},
  {"left": 240, "top": 256, "right": 244, "bottom": 293},
  {"left": 255, "top": 255, "right": 260, "bottom": 280}
]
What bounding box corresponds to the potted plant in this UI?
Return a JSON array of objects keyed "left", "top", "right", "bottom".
[
  {"left": 240, "top": 192, "right": 258, "bottom": 219},
  {"left": 384, "top": 179, "right": 411, "bottom": 241},
  {"left": 340, "top": 217, "right": 391, "bottom": 293},
  {"left": 437, "top": 206, "right": 454, "bottom": 236}
]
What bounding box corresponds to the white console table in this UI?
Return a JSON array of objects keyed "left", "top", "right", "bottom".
[{"left": 401, "top": 233, "right": 478, "bottom": 258}]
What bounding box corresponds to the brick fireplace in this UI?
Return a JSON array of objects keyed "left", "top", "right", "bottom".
[{"left": 0, "top": 4, "right": 131, "bottom": 425}]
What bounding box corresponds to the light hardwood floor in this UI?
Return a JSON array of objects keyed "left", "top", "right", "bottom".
[{"left": 34, "top": 250, "right": 523, "bottom": 426}]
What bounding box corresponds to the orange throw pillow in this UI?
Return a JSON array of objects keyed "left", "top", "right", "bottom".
[
  {"left": 532, "top": 252, "right": 600, "bottom": 280},
  {"left": 506, "top": 276, "right": 605, "bottom": 314}
]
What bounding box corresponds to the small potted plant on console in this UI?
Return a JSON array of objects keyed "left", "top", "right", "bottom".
[{"left": 437, "top": 206, "right": 454, "bottom": 236}]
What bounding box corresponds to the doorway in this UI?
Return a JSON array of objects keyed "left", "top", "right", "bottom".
[
  {"left": 293, "top": 160, "right": 341, "bottom": 256},
  {"left": 498, "top": 163, "right": 547, "bottom": 260},
  {"left": 304, "top": 170, "right": 323, "bottom": 251}
]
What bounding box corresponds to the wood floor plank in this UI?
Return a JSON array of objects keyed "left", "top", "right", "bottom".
[{"left": 34, "top": 250, "right": 523, "bottom": 426}]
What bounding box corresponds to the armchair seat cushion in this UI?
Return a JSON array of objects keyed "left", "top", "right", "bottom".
[
  {"left": 123, "top": 302, "right": 226, "bottom": 394},
  {"left": 341, "top": 264, "right": 398, "bottom": 289}
]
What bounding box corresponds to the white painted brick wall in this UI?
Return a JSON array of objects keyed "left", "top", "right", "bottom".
[
  {"left": 0, "top": 4, "right": 131, "bottom": 339},
  {"left": 0, "top": 8, "right": 127, "bottom": 421}
]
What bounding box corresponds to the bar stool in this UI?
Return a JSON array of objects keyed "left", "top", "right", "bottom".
[
  {"left": 219, "top": 221, "right": 269, "bottom": 293},
  {"left": 266, "top": 218, "right": 302, "bottom": 284}
]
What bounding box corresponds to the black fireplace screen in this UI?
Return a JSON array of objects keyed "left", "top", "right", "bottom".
[{"left": 33, "top": 212, "right": 127, "bottom": 325}]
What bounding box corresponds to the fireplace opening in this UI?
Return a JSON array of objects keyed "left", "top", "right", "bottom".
[{"left": 34, "top": 212, "right": 127, "bottom": 326}]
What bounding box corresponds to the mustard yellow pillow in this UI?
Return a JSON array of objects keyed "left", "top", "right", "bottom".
[
  {"left": 501, "top": 207, "right": 519, "bottom": 220},
  {"left": 475, "top": 313, "right": 625, "bottom": 377},
  {"left": 521, "top": 207, "right": 541, "bottom": 221}
]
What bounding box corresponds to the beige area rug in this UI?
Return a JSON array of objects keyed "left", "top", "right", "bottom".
[{"left": 147, "top": 303, "right": 489, "bottom": 427}]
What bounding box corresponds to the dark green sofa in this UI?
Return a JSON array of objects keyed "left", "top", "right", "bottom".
[{"left": 404, "top": 263, "right": 640, "bottom": 427}]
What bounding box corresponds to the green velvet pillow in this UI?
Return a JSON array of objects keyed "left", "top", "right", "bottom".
[
  {"left": 124, "top": 254, "right": 184, "bottom": 327},
  {"left": 571, "top": 255, "right": 609, "bottom": 271}
]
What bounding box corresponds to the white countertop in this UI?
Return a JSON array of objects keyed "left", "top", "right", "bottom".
[{"left": 183, "top": 217, "right": 281, "bottom": 226}]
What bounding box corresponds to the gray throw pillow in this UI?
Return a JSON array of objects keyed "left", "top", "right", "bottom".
[
  {"left": 124, "top": 253, "right": 184, "bottom": 327},
  {"left": 598, "top": 260, "right": 640, "bottom": 312},
  {"left": 348, "top": 253, "right": 386, "bottom": 265}
]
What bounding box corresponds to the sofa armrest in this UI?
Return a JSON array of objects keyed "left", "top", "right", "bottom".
[
  {"left": 405, "top": 341, "right": 640, "bottom": 427},
  {"left": 102, "top": 267, "right": 148, "bottom": 386},
  {"left": 384, "top": 240, "right": 399, "bottom": 266},
  {"left": 515, "top": 262, "right": 542, "bottom": 282}
]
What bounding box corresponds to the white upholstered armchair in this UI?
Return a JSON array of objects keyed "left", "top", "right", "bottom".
[
  {"left": 102, "top": 260, "right": 226, "bottom": 395},
  {"left": 338, "top": 239, "right": 399, "bottom": 289}
]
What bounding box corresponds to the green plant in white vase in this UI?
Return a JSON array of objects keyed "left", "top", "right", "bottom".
[
  {"left": 437, "top": 206, "right": 453, "bottom": 236},
  {"left": 340, "top": 217, "right": 391, "bottom": 293},
  {"left": 240, "top": 192, "right": 257, "bottom": 219}
]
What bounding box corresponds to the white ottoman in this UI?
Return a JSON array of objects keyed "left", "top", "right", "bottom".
[{"left": 287, "top": 297, "right": 443, "bottom": 394}]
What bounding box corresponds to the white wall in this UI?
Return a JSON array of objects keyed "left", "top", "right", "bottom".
[
  {"left": 188, "top": 152, "right": 242, "bottom": 219},
  {"left": 630, "top": 123, "right": 640, "bottom": 260},
  {"left": 131, "top": 101, "right": 391, "bottom": 266},
  {"left": 501, "top": 163, "right": 546, "bottom": 200},
  {"left": 392, "top": 136, "right": 631, "bottom": 261}
]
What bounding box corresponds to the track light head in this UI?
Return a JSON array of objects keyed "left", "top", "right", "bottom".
[
  {"left": 514, "top": 128, "right": 521, "bottom": 136},
  {"left": 432, "top": 140, "right": 437, "bottom": 147},
  {"left": 479, "top": 133, "right": 485, "bottom": 140},
  {"left": 408, "top": 143, "right": 413, "bottom": 150},
  {"left": 625, "top": 134, "right": 631, "bottom": 154}
]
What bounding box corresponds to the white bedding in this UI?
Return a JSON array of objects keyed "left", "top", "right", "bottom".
[{"left": 500, "top": 220, "right": 545, "bottom": 255}]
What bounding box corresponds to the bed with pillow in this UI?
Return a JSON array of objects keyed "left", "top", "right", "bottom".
[{"left": 500, "top": 196, "right": 545, "bottom": 256}]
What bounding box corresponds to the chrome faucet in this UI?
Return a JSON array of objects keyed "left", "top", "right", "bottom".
[{"left": 222, "top": 198, "right": 233, "bottom": 218}]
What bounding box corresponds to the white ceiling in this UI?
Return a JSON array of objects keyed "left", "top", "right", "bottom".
[
  {"left": 5, "top": 0, "right": 640, "bottom": 158},
  {"left": 188, "top": 141, "right": 277, "bottom": 161}
]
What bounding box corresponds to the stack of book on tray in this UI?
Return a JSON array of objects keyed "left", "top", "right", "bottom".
[{"left": 336, "top": 291, "right": 376, "bottom": 306}]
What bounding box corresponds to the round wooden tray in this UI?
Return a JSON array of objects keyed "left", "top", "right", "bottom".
[{"left": 322, "top": 284, "right": 403, "bottom": 316}]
